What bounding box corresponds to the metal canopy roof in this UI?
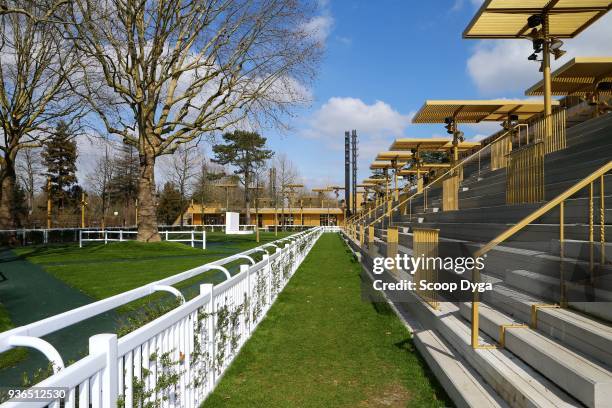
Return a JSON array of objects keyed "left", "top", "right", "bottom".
[
  {"left": 362, "top": 178, "right": 387, "bottom": 184},
  {"left": 412, "top": 100, "right": 558, "bottom": 123},
  {"left": 375, "top": 151, "right": 413, "bottom": 161},
  {"left": 390, "top": 138, "right": 480, "bottom": 151},
  {"left": 369, "top": 160, "right": 408, "bottom": 170},
  {"left": 525, "top": 57, "right": 612, "bottom": 95},
  {"left": 463, "top": 0, "right": 612, "bottom": 39}
]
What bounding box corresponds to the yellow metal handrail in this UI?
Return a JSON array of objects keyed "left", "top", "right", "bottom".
[
  {"left": 471, "top": 160, "right": 610, "bottom": 349},
  {"left": 476, "top": 160, "right": 611, "bottom": 257}
]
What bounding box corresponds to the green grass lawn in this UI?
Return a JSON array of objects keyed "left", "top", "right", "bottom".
[
  {"left": 204, "top": 233, "right": 451, "bottom": 408},
  {"left": 12, "top": 231, "right": 293, "bottom": 301}
]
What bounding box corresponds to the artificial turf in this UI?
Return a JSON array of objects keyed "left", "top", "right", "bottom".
[
  {"left": 12, "top": 231, "right": 293, "bottom": 301},
  {"left": 0, "top": 304, "right": 27, "bottom": 370},
  {"left": 203, "top": 233, "right": 452, "bottom": 408}
]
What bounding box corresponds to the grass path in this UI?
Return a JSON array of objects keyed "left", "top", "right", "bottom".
[{"left": 204, "top": 233, "right": 451, "bottom": 407}]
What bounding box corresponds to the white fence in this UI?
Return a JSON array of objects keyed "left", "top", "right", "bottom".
[
  {"left": 79, "top": 230, "right": 207, "bottom": 249},
  {"left": 0, "top": 227, "right": 324, "bottom": 408}
]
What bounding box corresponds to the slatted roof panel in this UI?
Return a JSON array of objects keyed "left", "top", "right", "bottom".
[
  {"left": 390, "top": 138, "right": 481, "bottom": 151},
  {"left": 369, "top": 160, "right": 409, "bottom": 170},
  {"left": 375, "top": 151, "right": 414, "bottom": 161},
  {"left": 525, "top": 57, "right": 612, "bottom": 95},
  {"left": 362, "top": 178, "right": 387, "bottom": 184},
  {"left": 464, "top": 0, "right": 612, "bottom": 39},
  {"left": 412, "top": 100, "right": 559, "bottom": 123}
]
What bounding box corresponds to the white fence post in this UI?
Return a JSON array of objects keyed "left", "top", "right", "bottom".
[
  {"left": 241, "top": 264, "right": 251, "bottom": 334},
  {"left": 89, "top": 334, "right": 118, "bottom": 407},
  {"left": 104, "top": 231, "right": 108, "bottom": 245},
  {"left": 191, "top": 230, "right": 194, "bottom": 248},
  {"left": 119, "top": 230, "right": 123, "bottom": 242},
  {"left": 202, "top": 231, "right": 206, "bottom": 249},
  {"left": 165, "top": 231, "right": 169, "bottom": 241},
  {"left": 79, "top": 230, "right": 83, "bottom": 248},
  {"left": 200, "top": 283, "right": 215, "bottom": 388}
]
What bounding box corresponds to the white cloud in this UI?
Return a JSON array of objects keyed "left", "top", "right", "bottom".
[
  {"left": 302, "top": 97, "right": 413, "bottom": 139},
  {"left": 296, "top": 97, "right": 415, "bottom": 186},
  {"left": 466, "top": 13, "right": 612, "bottom": 95},
  {"left": 336, "top": 36, "right": 352, "bottom": 46},
  {"left": 303, "top": 15, "right": 333, "bottom": 43}
]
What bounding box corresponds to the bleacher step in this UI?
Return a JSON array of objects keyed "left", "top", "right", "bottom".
[
  {"left": 459, "top": 302, "right": 612, "bottom": 408},
  {"left": 435, "top": 306, "right": 581, "bottom": 408},
  {"left": 482, "top": 283, "right": 612, "bottom": 368},
  {"left": 506, "top": 269, "right": 612, "bottom": 321},
  {"left": 413, "top": 328, "right": 508, "bottom": 408}
]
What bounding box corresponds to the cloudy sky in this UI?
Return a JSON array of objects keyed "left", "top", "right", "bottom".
[{"left": 77, "top": 0, "right": 612, "bottom": 190}]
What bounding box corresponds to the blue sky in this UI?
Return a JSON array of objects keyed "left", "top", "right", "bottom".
[
  {"left": 73, "top": 0, "right": 612, "bottom": 192},
  {"left": 259, "top": 0, "right": 612, "bottom": 189}
]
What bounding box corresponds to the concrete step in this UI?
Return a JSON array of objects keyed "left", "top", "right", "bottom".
[
  {"left": 459, "top": 302, "right": 612, "bottom": 408},
  {"left": 505, "top": 269, "right": 612, "bottom": 322},
  {"left": 360, "top": 253, "right": 509, "bottom": 408},
  {"left": 414, "top": 221, "right": 611, "bottom": 250},
  {"left": 345, "top": 229, "right": 584, "bottom": 407},
  {"left": 549, "top": 240, "right": 612, "bottom": 264},
  {"left": 434, "top": 306, "right": 581, "bottom": 407},
  {"left": 413, "top": 328, "right": 509, "bottom": 408},
  {"left": 482, "top": 283, "right": 612, "bottom": 368}
]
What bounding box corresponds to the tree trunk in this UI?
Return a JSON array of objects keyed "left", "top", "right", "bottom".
[
  {"left": 137, "top": 148, "right": 160, "bottom": 242},
  {"left": 0, "top": 157, "right": 17, "bottom": 230},
  {"left": 244, "top": 171, "right": 251, "bottom": 224}
]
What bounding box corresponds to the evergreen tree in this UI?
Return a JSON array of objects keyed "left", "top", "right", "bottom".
[
  {"left": 41, "top": 121, "right": 80, "bottom": 209},
  {"left": 212, "top": 131, "right": 274, "bottom": 223},
  {"left": 156, "top": 182, "right": 182, "bottom": 225}
]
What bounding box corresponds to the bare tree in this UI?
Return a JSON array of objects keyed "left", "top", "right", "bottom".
[
  {"left": 167, "top": 144, "right": 201, "bottom": 226},
  {"left": 274, "top": 153, "right": 300, "bottom": 200},
  {"left": 16, "top": 146, "right": 42, "bottom": 219},
  {"left": 0, "top": 0, "right": 71, "bottom": 21},
  {"left": 0, "top": 2, "right": 83, "bottom": 228},
  {"left": 86, "top": 141, "right": 114, "bottom": 228},
  {"left": 65, "top": 0, "right": 321, "bottom": 241}
]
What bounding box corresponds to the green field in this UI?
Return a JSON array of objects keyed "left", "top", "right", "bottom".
[
  {"left": 204, "top": 233, "right": 451, "bottom": 408},
  {"left": 12, "top": 231, "right": 293, "bottom": 301}
]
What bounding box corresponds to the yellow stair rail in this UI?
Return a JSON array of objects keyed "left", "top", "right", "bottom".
[{"left": 471, "top": 160, "right": 610, "bottom": 349}]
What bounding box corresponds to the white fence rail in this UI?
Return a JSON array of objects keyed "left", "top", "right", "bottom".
[
  {"left": 0, "top": 227, "right": 324, "bottom": 408},
  {"left": 79, "top": 230, "right": 207, "bottom": 249}
]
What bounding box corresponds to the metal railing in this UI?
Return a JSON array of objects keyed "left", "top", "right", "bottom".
[
  {"left": 79, "top": 230, "right": 207, "bottom": 249},
  {"left": 470, "top": 161, "right": 611, "bottom": 349},
  {"left": 0, "top": 228, "right": 324, "bottom": 407}
]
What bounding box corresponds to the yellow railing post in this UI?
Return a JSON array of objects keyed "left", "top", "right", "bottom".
[
  {"left": 506, "top": 141, "right": 544, "bottom": 204},
  {"left": 387, "top": 227, "right": 399, "bottom": 277},
  {"left": 442, "top": 176, "right": 459, "bottom": 212},
  {"left": 601, "top": 174, "right": 606, "bottom": 265},
  {"left": 413, "top": 228, "right": 439, "bottom": 309},
  {"left": 359, "top": 224, "right": 365, "bottom": 248}
]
